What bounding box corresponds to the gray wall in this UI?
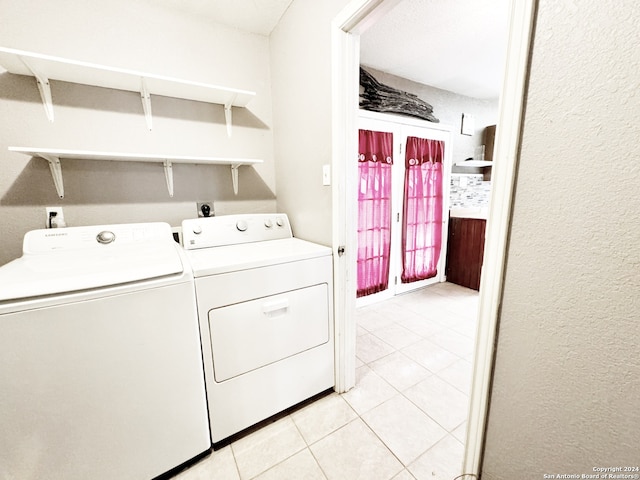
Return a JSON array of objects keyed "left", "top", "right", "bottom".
[
  {"left": 0, "top": 0, "right": 276, "bottom": 266},
  {"left": 482, "top": 0, "right": 640, "bottom": 477},
  {"left": 269, "top": 0, "right": 352, "bottom": 246}
]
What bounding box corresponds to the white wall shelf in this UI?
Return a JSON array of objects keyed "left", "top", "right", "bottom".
[
  {"left": 9, "top": 147, "right": 263, "bottom": 198},
  {"left": 0, "top": 46, "right": 256, "bottom": 135},
  {"left": 455, "top": 160, "right": 493, "bottom": 167}
]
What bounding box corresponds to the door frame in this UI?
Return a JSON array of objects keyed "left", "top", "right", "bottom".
[{"left": 331, "top": 0, "right": 536, "bottom": 475}]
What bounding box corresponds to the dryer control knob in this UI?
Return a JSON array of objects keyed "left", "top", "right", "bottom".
[
  {"left": 276, "top": 217, "right": 285, "bottom": 227},
  {"left": 264, "top": 219, "right": 273, "bottom": 228},
  {"left": 192, "top": 225, "right": 202, "bottom": 235},
  {"left": 236, "top": 220, "right": 248, "bottom": 232},
  {"left": 96, "top": 231, "right": 116, "bottom": 244}
]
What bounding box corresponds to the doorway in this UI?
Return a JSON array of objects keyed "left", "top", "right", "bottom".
[{"left": 331, "top": 0, "right": 536, "bottom": 475}]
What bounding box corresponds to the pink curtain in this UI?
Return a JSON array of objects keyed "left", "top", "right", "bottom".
[
  {"left": 357, "top": 129, "right": 393, "bottom": 297},
  {"left": 401, "top": 136, "right": 444, "bottom": 283}
]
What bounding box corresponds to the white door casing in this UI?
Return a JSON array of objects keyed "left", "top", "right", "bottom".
[{"left": 331, "top": 0, "right": 536, "bottom": 476}]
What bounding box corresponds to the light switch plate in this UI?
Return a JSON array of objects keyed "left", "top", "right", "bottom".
[{"left": 322, "top": 164, "right": 331, "bottom": 186}]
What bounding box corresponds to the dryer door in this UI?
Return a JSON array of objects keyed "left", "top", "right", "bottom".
[{"left": 209, "top": 283, "right": 330, "bottom": 382}]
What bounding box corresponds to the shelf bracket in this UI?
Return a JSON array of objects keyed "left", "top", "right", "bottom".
[
  {"left": 19, "top": 56, "right": 54, "bottom": 122},
  {"left": 224, "top": 102, "right": 233, "bottom": 137},
  {"left": 163, "top": 160, "right": 174, "bottom": 197},
  {"left": 39, "top": 153, "right": 65, "bottom": 198},
  {"left": 140, "top": 78, "right": 153, "bottom": 130},
  {"left": 230, "top": 164, "right": 240, "bottom": 195},
  {"left": 224, "top": 93, "right": 237, "bottom": 137}
]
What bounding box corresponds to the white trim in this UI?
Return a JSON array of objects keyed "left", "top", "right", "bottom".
[
  {"left": 334, "top": 0, "right": 404, "bottom": 35},
  {"left": 330, "top": 16, "right": 359, "bottom": 394},
  {"left": 463, "top": 0, "right": 536, "bottom": 474}
]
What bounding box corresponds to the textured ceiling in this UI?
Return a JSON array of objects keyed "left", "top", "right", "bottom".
[
  {"left": 149, "top": 0, "right": 295, "bottom": 36},
  {"left": 360, "top": 0, "right": 510, "bottom": 99},
  {"left": 148, "top": 0, "right": 509, "bottom": 99}
]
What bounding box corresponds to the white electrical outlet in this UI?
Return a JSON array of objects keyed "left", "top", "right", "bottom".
[{"left": 45, "top": 207, "right": 66, "bottom": 228}]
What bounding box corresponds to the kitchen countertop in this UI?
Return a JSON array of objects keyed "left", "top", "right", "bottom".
[{"left": 449, "top": 207, "right": 488, "bottom": 220}]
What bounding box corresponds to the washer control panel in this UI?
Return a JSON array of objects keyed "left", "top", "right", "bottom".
[
  {"left": 22, "top": 222, "right": 174, "bottom": 254},
  {"left": 182, "top": 214, "right": 292, "bottom": 250}
]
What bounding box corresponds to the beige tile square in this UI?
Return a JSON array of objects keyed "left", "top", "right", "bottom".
[
  {"left": 451, "top": 422, "right": 467, "bottom": 444},
  {"left": 429, "top": 329, "right": 475, "bottom": 358},
  {"left": 231, "top": 416, "right": 306, "bottom": 479},
  {"left": 401, "top": 338, "right": 459, "bottom": 373},
  {"left": 253, "top": 449, "right": 326, "bottom": 480},
  {"left": 356, "top": 308, "right": 396, "bottom": 332},
  {"left": 407, "top": 435, "right": 464, "bottom": 480},
  {"left": 173, "top": 446, "right": 239, "bottom": 480},
  {"left": 449, "top": 318, "right": 478, "bottom": 339},
  {"left": 356, "top": 332, "right": 395, "bottom": 364},
  {"left": 444, "top": 295, "right": 479, "bottom": 318},
  {"left": 395, "top": 312, "right": 445, "bottom": 338},
  {"left": 311, "top": 419, "right": 403, "bottom": 480},
  {"left": 437, "top": 358, "right": 473, "bottom": 394},
  {"left": 362, "top": 395, "right": 448, "bottom": 466},
  {"left": 371, "top": 323, "right": 422, "bottom": 350},
  {"left": 341, "top": 365, "right": 397, "bottom": 415},
  {"left": 291, "top": 393, "right": 358, "bottom": 445},
  {"left": 392, "top": 470, "right": 417, "bottom": 480},
  {"left": 404, "top": 376, "right": 469, "bottom": 432},
  {"left": 369, "top": 351, "right": 432, "bottom": 392}
]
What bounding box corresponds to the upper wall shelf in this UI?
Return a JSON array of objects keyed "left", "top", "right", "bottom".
[
  {"left": 9, "top": 147, "right": 263, "bottom": 198},
  {"left": 0, "top": 46, "right": 256, "bottom": 135}
]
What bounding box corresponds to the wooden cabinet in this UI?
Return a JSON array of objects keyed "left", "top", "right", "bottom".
[
  {"left": 483, "top": 125, "right": 496, "bottom": 161},
  {"left": 445, "top": 217, "right": 486, "bottom": 291}
]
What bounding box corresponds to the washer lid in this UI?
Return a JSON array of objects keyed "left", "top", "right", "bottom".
[
  {"left": 185, "top": 238, "right": 332, "bottom": 277},
  {"left": 0, "top": 223, "right": 183, "bottom": 301}
]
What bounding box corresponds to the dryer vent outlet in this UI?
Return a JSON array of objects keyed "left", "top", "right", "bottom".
[{"left": 197, "top": 202, "right": 214, "bottom": 218}]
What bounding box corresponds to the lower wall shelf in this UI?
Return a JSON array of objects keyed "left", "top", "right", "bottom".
[{"left": 8, "top": 147, "right": 263, "bottom": 198}]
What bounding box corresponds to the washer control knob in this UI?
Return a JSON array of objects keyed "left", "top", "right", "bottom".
[
  {"left": 276, "top": 217, "right": 285, "bottom": 227},
  {"left": 96, "top": 230, "right": 116, "bottom": 244},
  {"left": 236, "top": 220, "right": 248, "bottom": 232},
  {"left": 192, "top": 225, "right": 202, "bottom": 235},
  {"left": 264, "top": 219, "right": 273, "bottom": 228}
]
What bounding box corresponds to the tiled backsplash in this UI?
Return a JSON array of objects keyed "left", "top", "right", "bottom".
[{"left": 450, "top": 174, "right": 492, "bottom": 208}]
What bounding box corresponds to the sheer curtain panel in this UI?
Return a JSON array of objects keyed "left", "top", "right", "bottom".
[
  {"left": 401, "top": 136, "right": 444, "bottom": 283},
  {"left": 357, "top": 129, "right": 393, "bottom": 297}
]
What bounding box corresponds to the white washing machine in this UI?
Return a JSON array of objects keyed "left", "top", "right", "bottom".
[
  {"left": 0, "top": 222, "right": 210, "bottom": 480},
  {"left": 181, "top": 214, "right": 334, "bottom": 443}
]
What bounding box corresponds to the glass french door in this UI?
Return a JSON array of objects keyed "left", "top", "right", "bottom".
[{"left": 357, "top": 112, "right": 452, "bottom": 304}]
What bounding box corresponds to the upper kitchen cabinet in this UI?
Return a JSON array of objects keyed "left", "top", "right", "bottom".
[
  {"left": 0, "top": 46, "right": 255, "bottom": 135},
  {"left": 483, "top": 125, "right": 496, "bottom": 161}
]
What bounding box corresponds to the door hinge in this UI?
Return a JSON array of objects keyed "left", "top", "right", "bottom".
[
  {"left": 394, "top": 276, "right": 398, "bottom": 285},
  {"left": 337, "top": 246, "right": 345, "bottom": 257},
  {"left": 397, "top": 212, "right": 400, "bottom": 222}
]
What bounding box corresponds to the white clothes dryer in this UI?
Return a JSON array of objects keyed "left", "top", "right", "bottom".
[
  {"left": 0, "top": 222, "right": 210, "bottom": 480},
  {"left": 181, "top": 214, "right": 334, "bottom": 444}
]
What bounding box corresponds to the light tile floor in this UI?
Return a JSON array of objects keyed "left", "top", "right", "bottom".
[{"left": 174, "top": 282, "right": 479, "bottom": 480}]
